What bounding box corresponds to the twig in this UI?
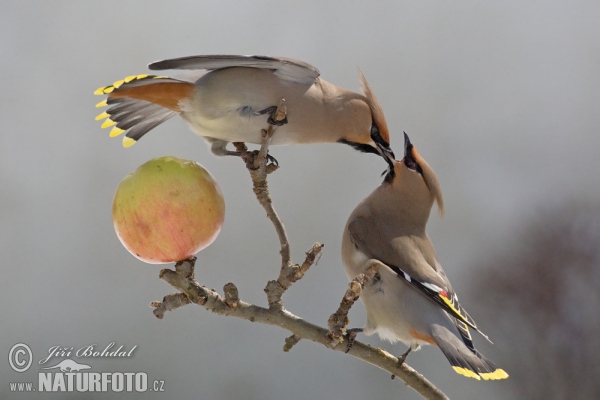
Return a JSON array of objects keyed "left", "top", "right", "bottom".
[
  {"left": 327, "top": 261, "right": 381, "bottom": 346},
  {"left": 223, "top": 282, "right": 239, "bottom": 310},
  {"left": 264, "top": 242, "right": 323, "bottom": 310},
  {"left": 150, "top": 293, "right": 190, "bottom": 319},
  {"left": 283, "top": 334, "right": 302, "bottom": 352}
]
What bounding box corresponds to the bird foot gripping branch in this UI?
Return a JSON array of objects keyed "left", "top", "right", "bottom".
[{"left": 233, "top": 98, "right": 286, "bottom": 173}]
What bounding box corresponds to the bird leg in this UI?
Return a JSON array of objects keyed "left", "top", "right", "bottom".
[
  {"left": 211, "top": 139, "right": 278, "bottom": 168},
  {"left": 397, "top": 347, "right": 412, "bottom": 366},
  {"left": 345, "top": 328, "right": 364, "bottom": 353}
]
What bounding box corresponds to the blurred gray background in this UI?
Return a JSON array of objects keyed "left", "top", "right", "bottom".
[{"left": 2, "top": 1, "right": 599, "bottom": 399}]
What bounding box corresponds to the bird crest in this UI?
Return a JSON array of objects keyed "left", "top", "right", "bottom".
[{"left": 359, "top": 70, "right": 390, "bottom": 148}]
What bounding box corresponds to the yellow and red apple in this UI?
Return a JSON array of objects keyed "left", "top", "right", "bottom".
[{"left": 112, "top": 156, "right": 225, "bottom": 264}]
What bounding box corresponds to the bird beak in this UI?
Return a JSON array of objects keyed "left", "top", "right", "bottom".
[
  {"left": 377, "top": 141, "right": 395, "bottom": 170},
  {"left": 402, "top": 132, "right": 421, "bottom": 172},
  {"left": 403, "top": 131, "right": 412, "bottom": 158},
  {"left": 378, "top": 142, "right": 395, "bottom": 161}
]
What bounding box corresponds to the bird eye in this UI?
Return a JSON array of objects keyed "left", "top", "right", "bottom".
[
  {"left": 371, "top": 123, "right": 379, "bottom": 137},
  {"left": 405, "top": 158, "right": 419, "bottom": 172}
]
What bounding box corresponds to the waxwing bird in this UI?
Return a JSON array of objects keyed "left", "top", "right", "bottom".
[
  {"left": 341, "top": 133, "right": 508, "bottom": 380},
  {"left": 94, "top": 55, "right": 394, "bottom": 161}
]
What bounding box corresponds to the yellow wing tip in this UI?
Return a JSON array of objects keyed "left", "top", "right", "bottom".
[
  {"left": 439, "top": 294, "right": 475, "bottom": 329},
  {"left": 122, "top": 137, "right": 137, "bottom": 148},
  {"left": 109, "top": 126, "right": 125, "bottom": 137},
  {"left": 440, "top": 295, "right": 462, "bottom": 317},
  {"left": 95, "top": 99, "right": 108, "bottom": 108}
]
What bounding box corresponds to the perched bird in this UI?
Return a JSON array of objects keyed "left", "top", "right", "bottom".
[
  {"left": 94, "top": 55, "right": 393, "bottom": 160},
  {"left": 341, "top": 133, "right": 508, "bottom": 380}
]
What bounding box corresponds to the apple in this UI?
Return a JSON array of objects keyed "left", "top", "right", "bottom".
[{"left": 112, "top": 156, "right": 225, "bottom": 264}]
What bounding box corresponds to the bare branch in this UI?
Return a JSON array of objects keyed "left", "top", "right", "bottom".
[
  {"left": 233, "top": 99, "right": 291, "bottom": 274},
  {"left": 154, "top": 257, "right": 447, "bottom": 400},
  {"left": 327, "top": 261, "right": 381, "bottom": 347}
]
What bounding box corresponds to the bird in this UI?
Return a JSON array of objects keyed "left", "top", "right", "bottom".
[
  {"left": 94, "top": 55, "right": 394, "bottom": 161},
  {"left": 341, "top": 132, "right": 508, "bottom": 380}
]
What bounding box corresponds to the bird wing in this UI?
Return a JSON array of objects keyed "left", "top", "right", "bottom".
[
  {"left": 148, "top": 55, "right": 320, "bottom": 85},
  {"left": 347, "top": 216, "right": 485, "bottom": 338}
]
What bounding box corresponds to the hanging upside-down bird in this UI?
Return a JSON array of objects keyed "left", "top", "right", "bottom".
[
  {"left": 341, "top": 133, "right": 508, "bottom": 380},
  {"left": 94, "top": 54, "right": 394, "bottom": 161}
]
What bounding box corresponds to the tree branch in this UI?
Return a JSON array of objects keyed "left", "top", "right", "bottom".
[
  {"left": 151, "top": 258, "right": 448, "bottom": 400},
  {"left": 150, "top": 100, "right": 449, "bottom": 400}
]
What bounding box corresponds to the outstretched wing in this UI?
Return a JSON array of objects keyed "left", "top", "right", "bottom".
[{"left": 148, "top": 54, "right": 320, "bottom": 85}]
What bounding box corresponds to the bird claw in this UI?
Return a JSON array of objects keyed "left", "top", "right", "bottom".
[
  {"left": 266, "top": 153, "right": 279, "bottom": 167},
  {"left": 345, "top": 328, "right": 364, "bottom": 353},
  {"left": 256, "top": 105, "right": 288, "bottom": 126},
  {"left": 267, "top": 114, "right": 288, "bottom": 126},
  {"left": 238, "top": 149, "right": 279, "bottom": 171}
]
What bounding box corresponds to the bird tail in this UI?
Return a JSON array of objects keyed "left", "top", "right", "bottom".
[
  {"left": 431, "top": 325, "right": 508, "bottom": 381},
  {"left": 94, "top": 75, "right": 194, "bottom": 147}
]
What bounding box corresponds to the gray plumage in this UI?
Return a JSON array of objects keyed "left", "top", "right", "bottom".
[{"left": 341, "top": 134, "right": 507, "bottom": 380}]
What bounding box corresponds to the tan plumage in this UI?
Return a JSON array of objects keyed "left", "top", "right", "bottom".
[
  {"left": 341, "top": 133, "right": 507, "bottom": 380},
  {"left": 94, "top": 55, "right": 394, "bottom": 160}
]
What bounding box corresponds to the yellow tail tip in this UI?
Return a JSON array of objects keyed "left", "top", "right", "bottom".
[
  {"left": 101, "top": 118, "right": 117, "bottom": 129},
  {"left": 452, "top": 366, "right": 481, "bottom": 380},
  {"left": 480, "top": 369, "right": 509, "bottom": 381},
  {"left": 452, "top": 366, "right": 509, "bottom": 381},
  {"left": 109, "top": 126, "right": 125, "bottom": 137},
  {"left": 95, "top": 111, "right": 110, "bottom": 121},
  {"left": 112, "top": 79, "right": 125, "bottom": 89},
  {"left": 122, "top": 137, "right": 137, "bottom": 148}
]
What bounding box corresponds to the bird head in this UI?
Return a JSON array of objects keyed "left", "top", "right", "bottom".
[
  {"left": 384, "top": 132, "right": 444, "bottom": 218},
  {"left": 359, "top": 71, "right": 395, "bottom": 161}
]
